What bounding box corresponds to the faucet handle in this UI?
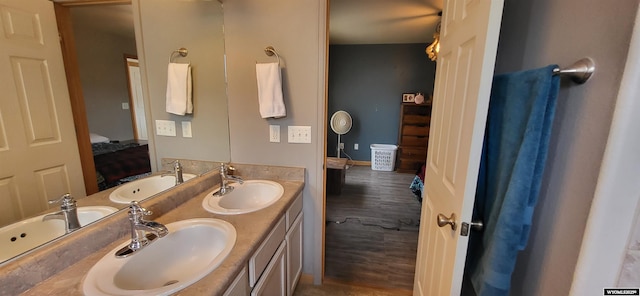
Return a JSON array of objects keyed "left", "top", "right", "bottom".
[
  {"left": 129, "top": 201, "right": 152, "bottom": 217},
  {"left": 48, "top": 193, "right": 76, "bottom": 208},
  {"left": 219, "top": 163, "right": 236, "bottom": 175},
  {"left": 227, "top": 165, "right": 236, "bottom": 174},
  {"left": 162, "top": 159, "right": 182, "bottom": 171}
]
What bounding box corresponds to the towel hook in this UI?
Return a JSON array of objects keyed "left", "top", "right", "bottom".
[
  {"left": 169, "top": 47, "right": 188, "bottom": 63},
  {"left": 552, "top": 57, "right": 595, "bottom": 84},
  {"left": 264, "top": 46, "right": 281, "bottom": 65}
]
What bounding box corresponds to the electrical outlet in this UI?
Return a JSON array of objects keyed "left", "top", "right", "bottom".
[
  {"left": 121, "top": 102, "right": 129, "bottom": 110},
  {"left": 155, "top": 120, "right": 176, "bottom": 136},
  {"left": 288, "top": 126, "right": 311, "bottom": 143},
  {"left": 269, "top": 125, "right": 280, "bottom": 142},
  {"left": 182, "top": 121, "right": 192, "bottom": 138},
  {"left": 339, "top": 142, "right": 344, "bottom": 149},
  {"left": 354, "top": 143, "right": 359, "bottom": 150}
]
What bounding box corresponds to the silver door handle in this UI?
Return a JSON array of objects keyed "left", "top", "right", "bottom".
[{"left": 437, "top": 213, "right": 457, "bottom": 231}]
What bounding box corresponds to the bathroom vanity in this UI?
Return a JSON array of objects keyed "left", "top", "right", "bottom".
[{"left": 0, "top": 163, "right": 304, "bottom": 296}]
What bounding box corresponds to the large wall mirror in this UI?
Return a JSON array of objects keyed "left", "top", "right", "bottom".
[{"left": 0, "top": 0, "right": 229, "bottom": 264}]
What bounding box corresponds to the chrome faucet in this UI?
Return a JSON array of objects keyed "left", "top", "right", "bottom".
[
  {"left": 115, "top": 201, "right": 168, "bottom": 258},
  {"left": 214, "top": 163, "right": 244, "bottom": 196},
  {"left": 161, "top": 160, "right": 184, "bottom": 185},
  {"left": 43, "top": 193, "right": 81, "bottom": 233}
]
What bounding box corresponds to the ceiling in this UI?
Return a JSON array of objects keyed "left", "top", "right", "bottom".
[
  {"left": 70, "top": 4, "right": 136, "bottom": 40},
  {"left": 329, "top": 0, "right": 443, "bottom": 44},
  {"left": 69, "top": 0, "right": 443, "bottom": 45}
]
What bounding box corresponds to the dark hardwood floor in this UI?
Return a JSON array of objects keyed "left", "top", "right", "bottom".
[{"left": 324, "top": 165, "right": 422, "bottom": 291}]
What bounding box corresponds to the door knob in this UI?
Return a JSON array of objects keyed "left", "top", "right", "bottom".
[{"left": 437, "top": 213, "right": 457, "bottom": 231}]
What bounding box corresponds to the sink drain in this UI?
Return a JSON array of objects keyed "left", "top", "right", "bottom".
[{"left": 163, "top": 280, "right": 179, "bottom": 286}]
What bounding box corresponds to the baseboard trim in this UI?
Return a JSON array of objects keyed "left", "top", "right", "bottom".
[
  {"left": 322, "top": 277, "right": 413, "bottom": 295},
  {"left": 351, "top": 160, "right": 370, "bottom": 166},
  {"left": 299, "top": 273, "right": 314, "bottom": 284}
]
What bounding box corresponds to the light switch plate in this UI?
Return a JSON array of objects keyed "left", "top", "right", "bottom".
[
  {"left": 121, "top": 102, "right": 129, "bottom": 110},
  {"left": 288, "top": 126, "right": 311, "bottom": 143},
  {"left": 155, "top": 120, "right": 176, "bottom": 136},
  {"left": 182, "top": 121, "right": 192, "bottom": 138},
  {"left": 269, "top": 125, "right": 280, "bottom": 142}
]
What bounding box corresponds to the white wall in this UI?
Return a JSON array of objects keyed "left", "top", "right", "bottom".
[
  {"left": 136, "top": 0, "right": 230, "bottom": 167},
  {"left": 224, "top": 0, "right": 326, "bottom": 280},
  {"left": 494, "top": 1, "right": 639, "bottom": 295}
]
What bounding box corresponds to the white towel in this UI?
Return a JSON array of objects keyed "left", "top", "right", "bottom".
[
  {"left": 256, "top": 62, "right": 286, "bottom": 118},
  {"left": 166, "top": 63, "right": 193, "bottom": 115}
]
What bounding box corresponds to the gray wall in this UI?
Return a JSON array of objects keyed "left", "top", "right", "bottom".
[
  {"left": 224, "top": 0, "right": 325, "bottom": 278},
  {"left": 494, "top": 0, "right": 639, "bottom": 295},
  {"left": 72, "top": 12, "right": 137, "bottom": 141},
  {"left": 136, "top": 0, "right": 230, "bottom": 167},
  {"left": 328, "top": 44, "right": 436, "bottom": 160}
]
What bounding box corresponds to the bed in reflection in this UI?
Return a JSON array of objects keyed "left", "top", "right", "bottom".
[{"left": 91, "top": 135, "right": 152, "bottom": 190}]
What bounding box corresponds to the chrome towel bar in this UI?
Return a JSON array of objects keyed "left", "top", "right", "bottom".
[{"left": 552, "top": 57, "right": 595, "bottom": 84}]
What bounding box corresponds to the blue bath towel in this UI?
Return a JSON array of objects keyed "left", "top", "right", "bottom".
[{"left": 467, "top": 65, "right": 560, "bottom": 296}]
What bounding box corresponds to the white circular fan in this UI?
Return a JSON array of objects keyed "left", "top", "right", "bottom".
[{"left": 330, "top": 110, "right": 352, "bottom": 158}]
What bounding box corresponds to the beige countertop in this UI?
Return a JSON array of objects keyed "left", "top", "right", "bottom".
[{"left": 17, "top": 164, "right": 304, "bottom": 296}]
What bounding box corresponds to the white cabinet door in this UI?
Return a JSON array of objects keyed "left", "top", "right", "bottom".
[
  {"left": 223, "top": 267, "right": 249, "bottom": 296},
  {"left": 286, "top": 212, "right": 303, "bottom": 296},
  {"left": 252, "top": 241, "right": 287, "bottom": 296}
]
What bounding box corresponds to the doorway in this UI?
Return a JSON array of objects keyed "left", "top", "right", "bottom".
[{"left": 323, "top": 4, "right": 439, "bottom": 289}]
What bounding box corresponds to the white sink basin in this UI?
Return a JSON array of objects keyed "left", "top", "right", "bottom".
[
  {"left": 0, "top": 206, "right": 118, "bottom": 262},
  {"left": 109, "top": 174, "right": 197, "bottom": 204},
  {"left": 82, "top": 218, "right": 236, "bottom": 296},
  {"left": 202, "top": 180, "right": 284, "bottom": 215}
]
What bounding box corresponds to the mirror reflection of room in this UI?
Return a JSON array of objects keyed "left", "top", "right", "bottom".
[
  {"left": 70, "top": 4, "right": 152, "bottom": 191},
  {"left": 0, "top": 0, "right": 228, "bottom": 265}
]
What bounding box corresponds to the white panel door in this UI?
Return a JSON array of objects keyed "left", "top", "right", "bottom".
[
  {"left": 413, "top": 1, "right": 505, "bottom": 295},
  {"left": 126, "top": 58, "right": 148, "bottom": 141},
  {"left": 0, "top": 0, "right": 85, "bottom": 226}
]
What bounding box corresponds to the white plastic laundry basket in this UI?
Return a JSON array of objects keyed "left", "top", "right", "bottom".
[{"left": 370, "top": 144, "right": 398, "bottom": 171}]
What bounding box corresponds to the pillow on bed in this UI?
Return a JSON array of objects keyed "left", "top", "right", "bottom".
[{"left": 90, "top": 133, "right": 110, "bottom": 144}]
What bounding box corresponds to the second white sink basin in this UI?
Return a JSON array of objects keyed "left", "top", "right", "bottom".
[
  {"left": 82, "top": 218, "right": 236, "bottom": 296},
  {"left": 109, "top": 174, "right": 196, "bottom": 204},
  {"left": 202, "top": 180, "right": 284, "bottom": 215},
  {"left": 0, "top": 206, "right": 118, "bottom": 262}
]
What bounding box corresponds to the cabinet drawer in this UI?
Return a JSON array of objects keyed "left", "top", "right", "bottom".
[
  {"left": 249, "top": 216, "right": 286, "bottom": 287},
  {"left": 402, "top": 125, "right": 429, "bottom": 136},
  {"left": 286, "top": 194, "right": 302, "bottom": 230},
  {"left": 402, "top": 114, "right": 431, "bottom": 125},
  {"left": 400, "top": 135, "right": 428, "bottom": 146},
  {"left": 398, "top": 159, "right": 425, "bottom": 172},
  {"left": 399, "top": 147, "right": 427, "bottom": 159}
]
